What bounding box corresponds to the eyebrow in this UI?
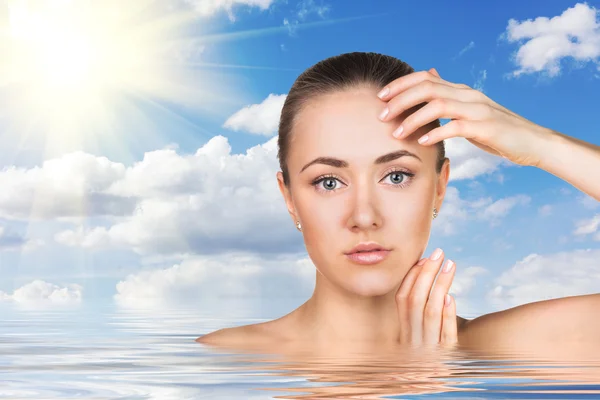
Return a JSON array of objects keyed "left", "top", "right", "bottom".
[{"left": 300, "top": 150, "right": 422, "bottom": 174}]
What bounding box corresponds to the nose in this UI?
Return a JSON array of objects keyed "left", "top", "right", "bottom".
[{"left": 346, "top": 179, "right": 384, "bottom": 231}]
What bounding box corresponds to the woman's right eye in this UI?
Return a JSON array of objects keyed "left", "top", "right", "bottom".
[{"left": 312, "top": 177, "right": 345, "bottom": 193}]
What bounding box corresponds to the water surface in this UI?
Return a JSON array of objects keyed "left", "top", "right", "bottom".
[{"left": 1, "top": 299, "right": 599, "bottom": 399}]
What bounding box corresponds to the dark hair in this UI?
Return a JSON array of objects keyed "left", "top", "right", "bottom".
[{"left": 277, "top": 52, "right": 447, "bottom": 187}]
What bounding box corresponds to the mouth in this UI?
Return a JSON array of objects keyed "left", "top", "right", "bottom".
[{"left": 345, "top": 249, "right": 391, "bottom": 265}]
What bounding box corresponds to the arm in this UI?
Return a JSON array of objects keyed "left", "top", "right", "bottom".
[{"left": 535, "top": 127, "right": 600, "bottom": 202}]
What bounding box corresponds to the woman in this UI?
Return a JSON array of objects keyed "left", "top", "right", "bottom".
[{"left": 197, "top": 52, "right": 600, "bottom": 356}]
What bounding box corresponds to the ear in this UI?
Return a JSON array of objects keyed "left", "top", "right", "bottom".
[
  {"left": 435, "top": 158, "right": 450, "bottom": 213},
  {"left": 276, "top": 171, "right": 299, "bottom": 225}
]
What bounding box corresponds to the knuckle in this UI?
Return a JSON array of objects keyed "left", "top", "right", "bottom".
[
  {"left": 423, "top": 79, "right": 436, "bottom": 95},
  {"left": 424, "top": 305, "right": 438, "bottom": 319},
  {"left": 387, "top": 95, "right": 404, "bottom": 115},
  {"left": 407, "top": 293, "right": 421, "bottom": 307},
  {"left": 449, "top": 119, "right": 464, "bottom": 132},
  {"left": 395, "top": 291, "right": 409, "bottom": 303},
  {"left": 479, "top": 103, "right": 494, "bottom": 119},
  {"left": 432, "top": 98, "right": 447, "bottom": 112}
]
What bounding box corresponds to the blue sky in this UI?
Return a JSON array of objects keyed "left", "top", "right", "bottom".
[{"left": 0, "top": 0, "right": 598, "bottom": 316}]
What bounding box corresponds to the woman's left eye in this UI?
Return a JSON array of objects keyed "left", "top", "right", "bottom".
[{"left": 382, "top": 170, "right": 414, "bottom": 186}]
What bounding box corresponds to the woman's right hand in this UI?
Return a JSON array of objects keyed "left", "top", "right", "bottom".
[{"left": 395, "top": 248, "right": 458, "bottom": 347}]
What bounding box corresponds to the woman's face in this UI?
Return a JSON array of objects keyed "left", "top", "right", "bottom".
[{"left": 277, "top": 86, "right": 450, "bottom": 297}]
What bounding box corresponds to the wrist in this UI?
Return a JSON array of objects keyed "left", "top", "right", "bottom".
[{"left": 532, "top": 126, "right": 564, "bottom": 172}]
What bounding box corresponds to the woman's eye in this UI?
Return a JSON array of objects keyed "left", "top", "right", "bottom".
[
  {"left": 383, "top": 171, "right": 407, "bottom": 185},
  {"left": 313, "top": 171, "right": 413, "bottom": 192},
  {"left": 319, "top": 178, "right": 341, "bottom": 191}
]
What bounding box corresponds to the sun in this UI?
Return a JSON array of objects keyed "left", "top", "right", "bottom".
[{"left": 0, "top": 0, "right": 231, "bottom": 159}]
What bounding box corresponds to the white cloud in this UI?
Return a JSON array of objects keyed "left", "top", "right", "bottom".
[
  {"left": 433, "top": 186, "right": 469, "bottom": 235},
  {"left": 477, "top": 194, "right": 531, "bottom": 224},
  {"left": 183, "top": 0, "right": 277, "bottom": 22},
  {"left": 449, "top": 265, "right": 488, "bottom": 296},
  {"left": 55, "top": 136, "right": 299, "bottom": 256},
  {"left": 0, "top": 225, "right": 42, "bottom": 252},
  {"left": 503, "top": 2, "right": 600, "bottom": 77},
  {"left": 487, "top": 249, "right": 600, "bottom": 310},
  {"left": 473, "top": 69, "right": 487, "bottom": 92},
  {"left": 579, "top": 194, "right": 600, "bottom": 209},
  {"left": 444, "top": 137, "right": 509, "bottom": 181},
  {"left": 0, "top": 279, "right": 82, "bottom": 307},
  {"left": 283, "top": 0, "right": 331, "bottom": 36},
  {"left": 114, "top": 252, "right": 315, "bottom": 307},
  {"left": 222, "top": 93, "right": 287, "bottom": 136},
  {"left": 296, "top": 0, "right": 330, "bottom": 20},
  {"left": 283, "top": 18, "right": 298, "bottom": 36},
  {"left": 433, "top": 192, "right": 530, "bottom": 234},
  {"left": 573, "top": 214, "right": 600, "bottom": 240},
  {"left": 538, "top": 204, "right": 552, "bottom": 216},
  {"left": 454, "top": 41, "right": 475, "bottom": 59},
  {"left": 0, "top": 151, "right": 132, "bottom": 221}
]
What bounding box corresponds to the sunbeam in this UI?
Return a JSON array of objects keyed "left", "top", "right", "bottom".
[{"left": 0, "top": 0, "right": 240, "bottom": 161}]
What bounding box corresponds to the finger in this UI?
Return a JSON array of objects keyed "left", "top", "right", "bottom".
[
  {"left": 377, "top": 70, "right": 469, "bottom": 102},
  {"left": 416, "top": 119, "right": 493, "bottom": 147},
  {"left": 380, "top": 80, "right": 481, "bottom": 125},
  {"left": 396, "top": 258, "right": 426, "bottom": 343},
  {"left": 440, "top": 294, "right": 458, "bottom": 346},
  {"left": 423, "top": 259, "right": 455, "bottom": 344},
  {"left": 408, "top": 248, "right": 446, "bottom": 344},
  {"left": 393, "top": 98, "right": 485, "bottom": 140},
  {"left": 396, "top": 258, "right": 426, "bottom": 299}
]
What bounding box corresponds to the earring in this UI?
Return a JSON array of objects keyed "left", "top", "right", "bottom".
[
  {"left": 296, "top": 220, "right": 302, "bottom": 231},
  {"left": 433, "top": 208, "right": 438, "bottom": 219}
]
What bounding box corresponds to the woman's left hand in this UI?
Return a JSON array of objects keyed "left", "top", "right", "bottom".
[{"left": 376, "top": 68, "right": 551, "bottom": 168}]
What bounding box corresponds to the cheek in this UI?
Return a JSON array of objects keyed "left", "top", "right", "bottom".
[
  {"left": 297, "top": 194, "right": 343, "bottom": 248},
  {"left": 381, "top": 191, "right": 433, "bottom": 249}
]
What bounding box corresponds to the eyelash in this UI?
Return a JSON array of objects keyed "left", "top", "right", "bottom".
[{"left": 311, "top": 168, "right": 416, "bottom": 194}]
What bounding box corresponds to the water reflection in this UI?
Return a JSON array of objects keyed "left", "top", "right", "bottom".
[
  {"left": 0, "top": 301, "right": 599, "bottom": 399},
  {"left": 208, "top": 342, "right": 600, "bottom": 399}
]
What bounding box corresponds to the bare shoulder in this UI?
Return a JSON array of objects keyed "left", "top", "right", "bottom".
[
  {"left": 459, "top": 293, "right": 600, "bottom": 352},
  {"left": 196, "top": 320, "right": 290, "bottom": 351},
  {"left": 196, "top": 324, "right": 263, "bottom": 347}
]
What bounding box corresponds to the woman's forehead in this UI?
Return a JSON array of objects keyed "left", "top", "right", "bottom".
[{"left": 290, "top": 89, "right": 436, "bottom": 166}]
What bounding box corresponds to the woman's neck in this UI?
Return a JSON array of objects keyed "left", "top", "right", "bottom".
[{"left": 291, "top": 273, "right": 403, "bottom": 348}]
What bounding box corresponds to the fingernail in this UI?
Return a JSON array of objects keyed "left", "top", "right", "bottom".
[
  {"left": 431, "top": 248, "right": 443, "bottom": 260},
  {"left": 392, "top": 125, "right": 404, "bottom": 138},
  {"left": 417, "top": 258, "right": 427, "bottom": 265},
  {"left": 445, "top": 293, "right": 451, "bottom": 306},
  {"left": 442, "top": 260, "right": 454, "bottom": 273},
  {"left": 377, "top": 87, "right": 389, "bottom": 99},
  {"left": 379, "top": 107, "right": 389, "bottom": 120},
  {"left": 418, "top": 134, "right": 429, "bottom": 144}
]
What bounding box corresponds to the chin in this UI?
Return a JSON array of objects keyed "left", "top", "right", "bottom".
[{"left": 347, "top": 272, "right": 398, "bottom": 297}]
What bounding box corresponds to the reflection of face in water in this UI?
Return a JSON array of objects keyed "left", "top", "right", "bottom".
[{"left": 279, "top": 87, "right": 447, "bottom": 298}]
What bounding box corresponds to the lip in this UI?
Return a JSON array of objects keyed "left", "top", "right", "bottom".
[
  {"left": 344, "top": 242, "right": 392, "bottom": 265},
  {"left": 345, "top": 242, "right": 391, "bottom": 255},
  {"left": 345, "top": 250, "right": 391, "bottom": 265}
]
